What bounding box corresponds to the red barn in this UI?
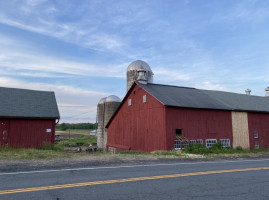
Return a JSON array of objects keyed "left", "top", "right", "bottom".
[
  {"left": 0, "top": 87, "right": 60, "bottom": 148},
  {"left": 106, "top": 82, "right": 269, "bottom": 152}
]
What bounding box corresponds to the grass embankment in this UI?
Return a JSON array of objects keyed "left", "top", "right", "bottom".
[
  {"left": 0, "top": 136, "right": 97, "bottom": 160},
  {"left": 184, "top": 142, "right": 269, "bottom": 156},
  {"left": 116, "top": 142, "right": 269, "bottom": 158}
]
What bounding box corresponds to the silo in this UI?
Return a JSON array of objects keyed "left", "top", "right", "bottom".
[
  {"left": 97, "top": 95, "right": 121, "bottom": 149},
  {"left": 103, "top": 95, "right": 121, "bottom": 149},
  {"left": 97, "top": 97, "right": 106, "bottom": 149},
  {"left": 127, "top": 60, "right": 154, "bottom": 92}
]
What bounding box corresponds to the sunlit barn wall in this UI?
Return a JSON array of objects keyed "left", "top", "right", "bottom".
[{"left": 107, "top": 84, "right": 167, "bottom": 152}]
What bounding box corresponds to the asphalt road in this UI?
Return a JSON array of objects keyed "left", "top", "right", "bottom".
[{"left": 1, "top": 159, "right": 269, "bottom": 200}]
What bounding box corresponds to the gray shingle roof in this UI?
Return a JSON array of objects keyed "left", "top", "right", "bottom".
[
  {"left": 0, "top": 87, "right": 60, "bottom": 118},
  {"left": 137, "top": 82, "right": 269, "bottom": 113}
]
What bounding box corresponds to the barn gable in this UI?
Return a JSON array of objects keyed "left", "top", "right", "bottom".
[{"left": 0, "top": 87, "right": 60, "bottom": 119}]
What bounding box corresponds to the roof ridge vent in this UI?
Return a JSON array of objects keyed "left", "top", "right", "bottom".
[
  {"left": 265, "top": 87, "right": 269, "bottom": 97},
  {"left": 137, "top": 69, "right": 147, "bottom": 84},
  {"left": 245, "top": 88, "right": 251, "bottom": 95}
]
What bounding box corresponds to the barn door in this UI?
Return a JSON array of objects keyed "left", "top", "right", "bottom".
[{"left": 0, "top": 120, "right": 9, "bottom": 147}]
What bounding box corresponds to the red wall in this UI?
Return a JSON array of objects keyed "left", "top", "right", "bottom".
[
  {"left": 248, "top": 113, "right": 269, "bottom": 149},
  {"left": 165, "top": 107, "right": 233, "bottom": 150},
  {"left": 0, "top": 118, "right": 56, "bottom": 148},
  {"left": 107, "top": 85, "right": 167, "bottom": 152}
]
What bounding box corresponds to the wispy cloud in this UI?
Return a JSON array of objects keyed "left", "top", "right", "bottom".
[
  {"left": 195, "top": 81, "right": 227, "bottom": 91},
  {"left": 0, "top": 35, "right": 126, "bottom": 78}
]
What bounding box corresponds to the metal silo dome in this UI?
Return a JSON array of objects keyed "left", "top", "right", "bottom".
[
  {"left": 98, "top": 97, "right": 107, "bottom": 104},
  {"left": 127, "top": 60, "right": 152, "bottom": 72},
  {"left": 127, "top": 60, "right": 154, "bottom": 92},
  {"left": 105, "top": 95, "right": 121, "bottom": 102}
]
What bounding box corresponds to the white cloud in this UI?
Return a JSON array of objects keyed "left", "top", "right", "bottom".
[
  {"left": 195, "top": 81, "right": 226, "bottom": 91},
  {"left": 154, "top": 68, "right": 192, "bottom": 82},
  {"left": 0, "top": 35, "right": 126, "bottom": 78}
]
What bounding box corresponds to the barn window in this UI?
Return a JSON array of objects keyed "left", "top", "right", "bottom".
[
  {"left": 254, "top": 131, "right": 258, "bottom": 138},
  {"left": 176, "top": 129, "right": 182, "bottom": 137},
  {"left": 128, "top": 99, "right": 132, "bottom": 106},
  {"left": 181, "top": 140, "right": 188, "bottom": 149},
  {"left": 220, "top": 139, "right": 230, "bottom": 147},
  {"left": 255, "top": 141, "right": 259, "bottom": 149},
  {"left": 174, "top": 140, "right": 180, "bottom": 150},
  {"left": 143, "top": 95, "right": 147, "bottom": 103},
  {"left": 190, "top": 140, "right": 196, "bottom": 144},
  {"left": 197, "top": 139, "right": 203, "bottom": 144},
  {"left": 206, "top": 139, "right": 217, "bottom": 148}
]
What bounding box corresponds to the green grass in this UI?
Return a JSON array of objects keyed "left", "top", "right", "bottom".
[
  {"left": 183, "top": 142, "right": 269, "bottom": 155},
  {"left": 0, "top": 146, "right": 70, "bottom": 160},
  {"left": 55, "top": 129, "right": 91, "bottom": 136},
  {"left": 58, "top": 136, "right": 97, "bottom": 147},
  {"left": 116, "top": 150, "right": 185, "bottom": 158},
  {"left": 0, "top": 136, "right": 97, "bottom": 160}
]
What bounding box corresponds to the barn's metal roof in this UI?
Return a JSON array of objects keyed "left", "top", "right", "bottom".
[
  {"left": 137, "top": 82, "right": 269, "bottom": 112},
  {"left": 0, "top": 87, "right": 60, "bottom": 119}
]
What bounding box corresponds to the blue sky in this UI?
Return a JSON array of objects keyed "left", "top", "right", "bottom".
[{"left": 1, "top": 0, "right": 269, "bottom": 123}]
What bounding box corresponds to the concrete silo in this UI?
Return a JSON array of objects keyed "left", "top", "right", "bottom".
[
  {"left": 127, "top": 60, "right": 154, "bottom": 92},
  {"left": 97, "top": 97, "right": 106, "bottom": 149},
  {"left": 97, "top": 95, "right": 121, "bottom": 149}
]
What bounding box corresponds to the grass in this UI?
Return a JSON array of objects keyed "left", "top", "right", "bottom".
[
  {"left": 0, "top": 146, "right": 70, "bottom": 160},
  {"left": 55, "top": 129, "right": 91, "bottom": 137},
  {"left": 59, "top": 136, "right": 97, "bottom": 147},
  {"left": 0, "top": 136, "right": 97, "bottom": 160},
  {"left": 184, "top": 142, "right": 269, "bottom": 155}
]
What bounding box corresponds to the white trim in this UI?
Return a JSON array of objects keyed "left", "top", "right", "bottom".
[
  {"left": 128, "top": 99, "right": 132, "bottom": 106},
  {"left": 220, "top": 139, "right": 230, "bottom": 147},
  {"left": 206, "top": 139, "right": 217, "bottom": 148}
]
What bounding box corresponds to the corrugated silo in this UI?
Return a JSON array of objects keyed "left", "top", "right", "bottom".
[
  {"left": 97, "top": 97, "right": 106, "bottom": 149},
  {"left": 97, "top": 95, "right": 121, "bottom": 149},
  {"left": 127, "top": 60, "right": 154, "bottom": 92},
  {"left": 103, "top": 95, "right": 121, "bottom": 149}
]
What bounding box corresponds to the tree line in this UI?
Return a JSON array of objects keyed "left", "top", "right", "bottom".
[{"left": 56, "top": 123, "right": 97, "bottom": 131}]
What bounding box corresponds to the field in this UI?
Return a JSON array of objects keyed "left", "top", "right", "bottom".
[{"left": 55, "top": 129, "right": 93, "bottom": 139}]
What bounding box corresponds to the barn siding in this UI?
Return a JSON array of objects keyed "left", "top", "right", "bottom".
[
  {"left": 165, "top": 108, "right": 233, "bottom": 150},
  {"left": 231, "top": 112, "right": 250, "bottom": 149},
  {"left": 248, "top": 112, "right": 269, "bottom": 149},
  {"left": 0, "top": 118, "right": 55, "bottom": 148},
  {"left": 107, "top": 84, "right": 166, "bottom": 152}
]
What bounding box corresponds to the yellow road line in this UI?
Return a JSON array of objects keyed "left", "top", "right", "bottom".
[{"left": 1, "top": 166, "right": 269, "bottom": 195}]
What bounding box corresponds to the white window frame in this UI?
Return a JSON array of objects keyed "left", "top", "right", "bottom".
[
  {"left": 181, "top": 140, "right": 188, "bottom": 149},
  {"left": 206, "top": 139, "right": 217, "bottom": 148},
  {"left": 174, "top": 140, "right": 180, "bottom": 150},
  {"left": 190, "top": 140, "right": 196, "bottom": 145},
  {"left": 255, "top": 141, "right": 259, "bottom": 149},
  {"left": 128, "top": 99, "right": 132, "bottom": 106},
  {"left": 143, "top": 95, "right": 147, "bottom": 103},
  {"left": 197, "top": 139, "right": 203, "bottom": 144},
  {"left": 220, "top": 139, "right": 230, "bottom": 147},
  {"left": 254, "top": 131, "right": 258, "bottom": 139}
]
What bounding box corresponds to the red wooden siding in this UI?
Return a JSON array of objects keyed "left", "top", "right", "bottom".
[
  {"left": 107, "top": 84, "right": 167, "bottom": 152},
  {"left": 248, "top": 113, "right": 269, "bottom": 149},
  {"left": 0, "top": 118, "right": 55, "bottom": 148},
  {"left": 165, "top": 108, "right": 233, "bottom": 150}
]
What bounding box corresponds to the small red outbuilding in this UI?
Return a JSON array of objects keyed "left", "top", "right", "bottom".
[
  {"left": 0, "top": 87, "right": 60, "bottom": 148},
  {"left": 106, "top": 82, "right": 269, "bottom": 152}
]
